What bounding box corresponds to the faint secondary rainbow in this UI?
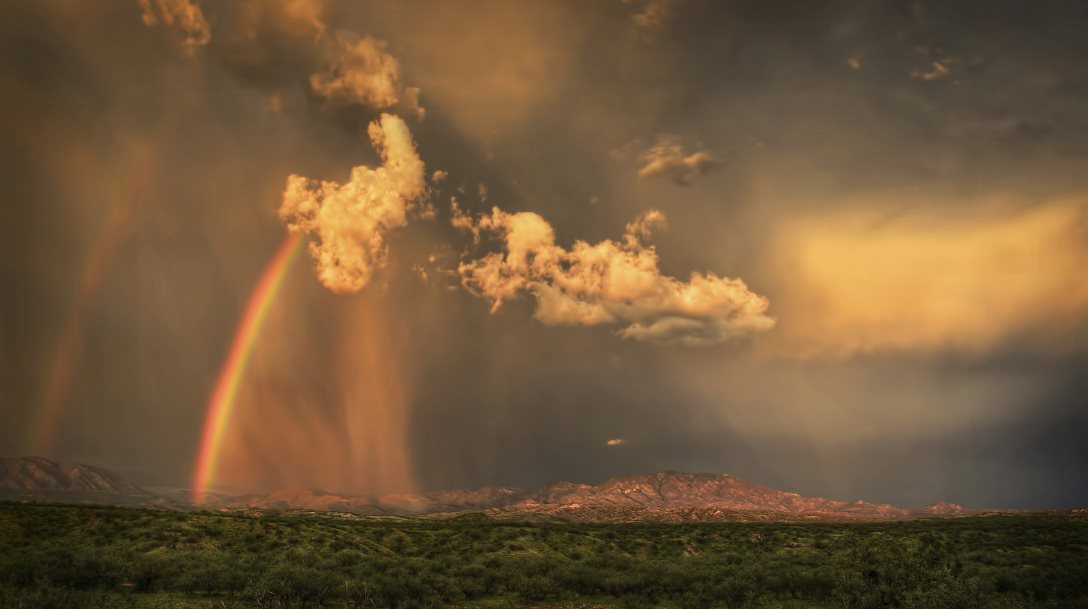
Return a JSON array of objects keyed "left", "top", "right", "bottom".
[
  {"left": 192, "top": 233, "right": 303, "bottom": 505},
  {"left": 30, "top": 142, "right": 160, "bottom": 457}
]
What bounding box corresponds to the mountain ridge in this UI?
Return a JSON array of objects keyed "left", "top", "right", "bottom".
[
  {"left": 0, "top": 456, "right": 145, "bottom": 495},
  {"left": 205, "top": 469, "right": 963, "bottom": 521},
  {"left": 1, "top": 456, "right": 977, "bottom": 521}
]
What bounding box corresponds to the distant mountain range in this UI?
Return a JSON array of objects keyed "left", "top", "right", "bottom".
[
  {"left": 0, "top": 456, "right": 144, "bottom": 495},
  {"left": 0, "top": 456, "right": 977, "bottom": 522}
]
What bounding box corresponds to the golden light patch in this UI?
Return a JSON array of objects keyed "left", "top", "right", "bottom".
[{"left": 772, "top": 201, "right": 1087, "bottom": 357}]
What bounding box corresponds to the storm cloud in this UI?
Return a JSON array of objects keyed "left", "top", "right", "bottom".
[{"left": 1, "top": 0, "right": 1086, "bottom": 510}]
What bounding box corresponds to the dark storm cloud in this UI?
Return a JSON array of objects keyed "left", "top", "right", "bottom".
[
  {"left": 1, "top": 0, "right": 1086, "bottom": 508},
  {"left": 398, "top": 284, "right": 738, "bottom": 492},
  {"left": 922, "top": 348, "right": 1088, "bottom": 509},
  {"left": 655, "top": 0, "right": 1088, "bottom": 196},
  {"left": 142, "top": 0, "right": 426, "bottom": 132}
]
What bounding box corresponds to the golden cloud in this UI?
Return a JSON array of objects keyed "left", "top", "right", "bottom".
[
  {"left": 454, "top": 206, "right": 775, "bottom": 346},
  {"left": 310, "top": 32, "right": 424, "bottom": 118},
  {"left": 138, "top": 0, "right": 211, "bottom": 50},
  {"left": 279, "top": 114, "right": 426, "bottom": 294}
]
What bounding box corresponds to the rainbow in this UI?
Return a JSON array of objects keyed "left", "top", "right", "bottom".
[{"left": 192, "top": 233, "right": 303, "bottom": 505}]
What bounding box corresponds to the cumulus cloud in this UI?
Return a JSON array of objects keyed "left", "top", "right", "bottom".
[
  {"left": 605, "top": 438, "right": 625, "bottom": 446},
  {"left": 279, "top": 114, "right": 426, "bottom": 294},
  {"left": 138, "top": 0, "right": 211, "bottom": 50},
  {"left": 637, "top": 136, "right": 720, "bottom": 186},
  {"left": 453, "top": 206, "right": 774, "bottom": 346},
  {"left": 310, "top": 33, "right": 425, "bottom": 118}
]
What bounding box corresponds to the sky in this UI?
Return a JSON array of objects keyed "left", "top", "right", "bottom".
[{"left": 1, "top": 0, "right": 1086, "bottom": 509}]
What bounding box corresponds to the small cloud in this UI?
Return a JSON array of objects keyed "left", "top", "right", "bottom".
[
  {"left": 625, "top": 0, "right": 684, "bottom": 32},
  {"left": 637, "top": 136, "right": 721, "bottom": 186},
  {"left": 138, "top": 0, "right": 211, "bottom": 51},
  {"left": 911, "top": 59, "right": 952, "bottom": 81},
  {"left": 432, "top": 170, "right": 449, "bottom": 183},
  {"left": 847, "top": 55, "right": 862, "bottom": 70},
  {"left": 909, "top": 49, "right": 957, "bottom": 81},
  {"left": 605, "top": 438, "right": 625, "bottom": 446},
  {"left": 588, "top": 195, "right": 600, "bottom": 206}
]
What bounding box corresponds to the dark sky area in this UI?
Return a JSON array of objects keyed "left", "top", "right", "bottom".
[{"left": 1, "top": 0, "right": 1086, "bottom": 509}]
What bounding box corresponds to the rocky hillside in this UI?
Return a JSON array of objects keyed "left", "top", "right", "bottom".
[
  {"left": 223, "top": 471, "right": 939, "bottom": 521},
  {"left": 512, "top": 471, "right": 912, "bottom": 520},
  {"left": 916, "top": 501, "right": 967, "bottom": 516}
]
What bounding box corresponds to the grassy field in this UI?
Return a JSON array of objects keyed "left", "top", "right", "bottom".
[{"left": 0, "top": 502, "right": 1085, "bottom": 609}]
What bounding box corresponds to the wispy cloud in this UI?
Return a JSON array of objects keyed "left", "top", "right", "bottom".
[{"left": 637, "top": 136, "right": 720, "bottom": 186}]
